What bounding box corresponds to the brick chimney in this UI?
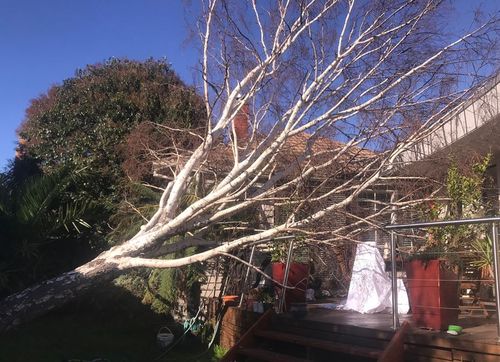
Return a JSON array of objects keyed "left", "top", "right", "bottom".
[{"left": 233, "top": 98, "right": 249, "bottom": 143}]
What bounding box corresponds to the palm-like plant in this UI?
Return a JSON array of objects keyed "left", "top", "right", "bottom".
[
  {"left": 0, "top": 166, "right": 101, "bottom": 296},
  {"left": 471, "top": 236, "right": 493, "bottom": 280}
]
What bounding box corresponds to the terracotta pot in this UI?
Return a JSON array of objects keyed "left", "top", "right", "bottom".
[
  {"left": 405, "top": 259, "right": 458, "bottom": 330},
  {"left": 222, "top": 295, "right": 239, "bottom": 306},
  {"left": 272, "top": 262, "right": 309, "bottom": 311}
]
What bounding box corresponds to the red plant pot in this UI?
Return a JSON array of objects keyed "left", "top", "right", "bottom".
[
  {"left": 405, "top": 259, "right": 458, "bottom": 330},
  {"left": 272, "top": 262, "right": 309, "bottom": 311}
]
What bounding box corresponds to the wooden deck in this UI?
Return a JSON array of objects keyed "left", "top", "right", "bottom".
[
  {"left": 221, "top": 308, "right": 409, "bottom": 361},
  {"left": 285, "top": 306, "right": 500, "bottom": 361}
]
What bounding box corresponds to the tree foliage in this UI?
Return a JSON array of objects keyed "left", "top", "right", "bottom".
[{"left": 19, "top": 58, "right": 205, "bottom": 202}]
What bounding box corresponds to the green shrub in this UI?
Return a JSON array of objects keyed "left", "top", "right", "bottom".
[{"left": 211, "top": 344, "right": 228, "bottom": 361}]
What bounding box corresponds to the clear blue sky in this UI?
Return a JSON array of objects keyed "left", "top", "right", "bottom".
[{"left": 0, "top": 1, "right": 498, "bottom": 170}]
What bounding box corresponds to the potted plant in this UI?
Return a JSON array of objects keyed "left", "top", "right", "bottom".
[
  {"left": 405, "top": 155, "right": 490, "bottom": 330},
  {"left": 270, "top": 239, "right": 309, "bottom": 311},
  {"left": 405, "top": 253, "right": 460, "bottom": 330},
  {"left": 471, "top": 235, "right": 494, "bottom": 299},
  {"left": 259, "top": 290, "right": 275, "bottom": 310}
]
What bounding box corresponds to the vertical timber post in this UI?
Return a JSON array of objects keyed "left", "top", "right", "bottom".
[
  {"left": 391, "top": 231, "right": 400, "bottom": 330},
  {"left": 491, "top": 223, "right": 500, "bottom": 341}
]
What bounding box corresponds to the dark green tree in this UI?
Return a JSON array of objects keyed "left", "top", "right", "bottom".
[{"left": 18, "top": 58, "right": 206, "bottom": 241}]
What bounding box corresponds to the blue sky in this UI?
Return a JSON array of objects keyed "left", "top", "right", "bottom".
[{"left": 0, "top": 0, "right": 498, "bottom": 170}]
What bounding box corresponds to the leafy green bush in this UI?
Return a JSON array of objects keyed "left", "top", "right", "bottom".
[{"left": 211, "top": 344, "right": 228, "bottom": 361}]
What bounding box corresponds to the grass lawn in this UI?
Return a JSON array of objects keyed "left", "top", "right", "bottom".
[{"left": 0, "top": 283, "right": 213, "bottom": 362}]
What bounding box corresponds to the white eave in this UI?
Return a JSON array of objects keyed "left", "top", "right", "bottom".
[{"left": 399, "top": 74, "right": 500, "bottom": 166}]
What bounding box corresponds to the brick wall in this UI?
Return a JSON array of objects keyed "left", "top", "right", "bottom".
[{"left": 219, "top": 307, "right": 260, "bottom": 350}]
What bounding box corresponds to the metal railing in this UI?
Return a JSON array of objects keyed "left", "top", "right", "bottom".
[
  {"left": 386, "top": 216, "right": 500, "bottom": 340},
  {"left": 238, "top": 235, "right": 295, "bottom": 310}
]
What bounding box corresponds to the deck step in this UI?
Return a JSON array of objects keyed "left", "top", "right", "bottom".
[
  {"left": 237, "top": 347, "right": 312, "bottom": 362},
  {"left": 254, "top": 330, "right": 383, "bottom": 359}
]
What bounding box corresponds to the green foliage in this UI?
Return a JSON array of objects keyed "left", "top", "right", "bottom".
[
  {"left": 471, "top": 236, "right": 493, "bottom": 274},
  {"left": 0, "top": 281, "right": 213, "bottom": 362},
  {"left": 270, "top": 237, "right": 308, "bottom": 263},
  {"left": 107, "top": 182, "right": 162, "bottom": 245},
  {"left": 0, "top": 165, "right": 104, "bottom": 296},
  {"left": 416, "top": 154, "right": 491, "bottom": 266},
  {"left": 145, "top": 268, "right": 178, "bottom": 314},
  {"left": 112, "top": 185, "right": 206, "bottom": 316},
  {"left": 270, "top": 239, "right": 289, "bottom": 262},
  {"left": 445, "top": 154, "right": 490, "bottom": 218},
  {"left": 5, "top": 57, "right": 206, "bottom": 310},
  {"left": 20, "top": 58, "right": 204, "bottom": 178},
  {"left": 114, "top": 272, "right": 148, "bottom": 300},
  {"left": 211, "top": 344, "right": 228, "bottom": 361},
  {"left": 116, "top": 246, "right": 206, "bottom": 316}
]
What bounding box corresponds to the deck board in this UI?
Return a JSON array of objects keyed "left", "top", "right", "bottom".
[
  {"left": 255, "top": 329, "right": 383, "bottom": 358},
  {"left": 278, "top": 307, "right": 500, "bottom": 360}
]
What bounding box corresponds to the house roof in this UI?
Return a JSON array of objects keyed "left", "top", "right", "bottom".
[
  {"left": 276, "top": 132, "right": 374, "bottom": 176},
  {"left": 153, "top": 130, "right": 375, "bottom": 182}
]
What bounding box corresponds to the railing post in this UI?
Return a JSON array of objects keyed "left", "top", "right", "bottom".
[
  {"left": 278, "top": 240, "right": 294, "bottom": 314},
  {"left": 391, "top": 231, "right": 400, "bottom": 330},
  {"left": 238, "top": 245, "right": 256, "bottom": 308},
  {"left": 491, "top": 223, "right": 500, "bottom": 341}
]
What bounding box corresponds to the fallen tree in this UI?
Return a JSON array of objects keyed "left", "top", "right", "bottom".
[{"left": 1, "top": 0, "right": 498, "bottom": 331}]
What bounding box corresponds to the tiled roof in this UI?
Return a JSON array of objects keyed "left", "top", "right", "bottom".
[
  {"left": 276, "top": 132, "right": 374, "bottom": 175},
  {"left": 154, "top": 131, "right": 375, "bottom": 181}
]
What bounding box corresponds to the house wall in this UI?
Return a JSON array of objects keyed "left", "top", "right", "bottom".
[{"left": 309, "top": 194, "right": 351, "bottom": 295}]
